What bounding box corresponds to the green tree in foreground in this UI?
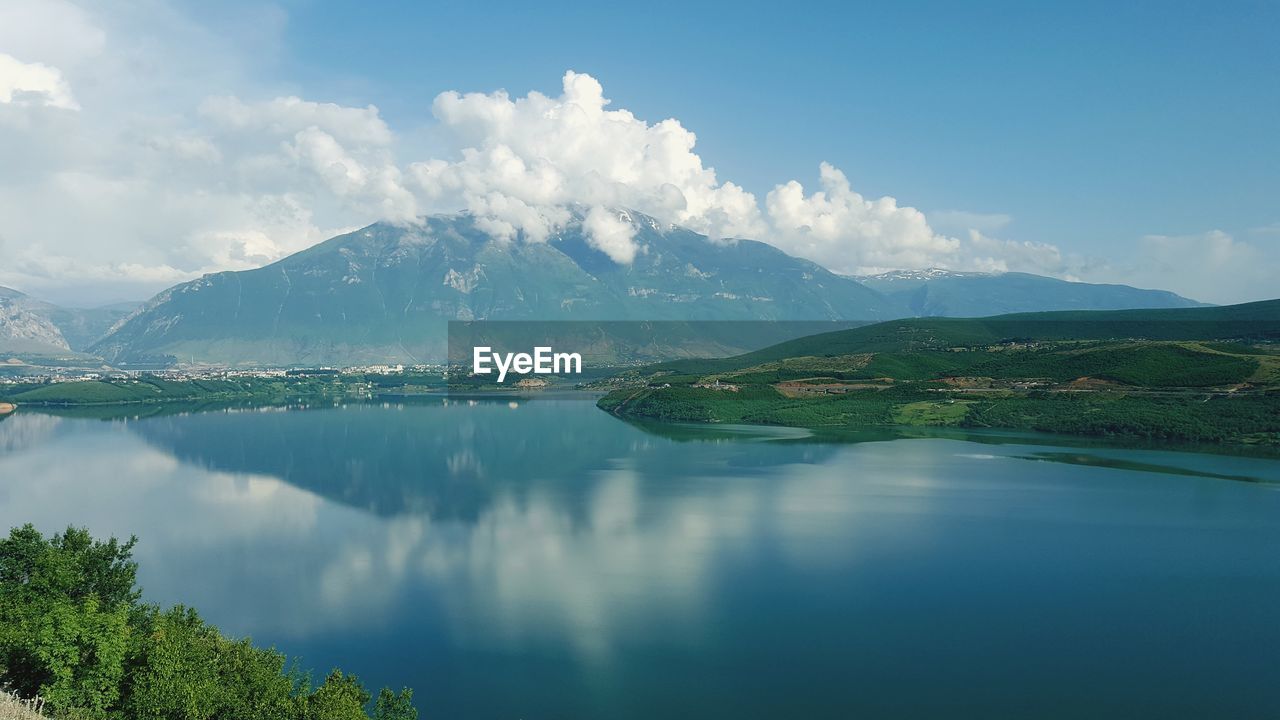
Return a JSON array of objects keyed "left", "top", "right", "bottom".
[
  {"left": 32, "top": 595, "right": 130, "bottom": 718},
  {"left": 373, "top": 688, "right": 417, "bottom": 720},
  {"left": 0, "top": 524, "right": 419, "bottom": 720},
  {"left": 303, "top": 671, "right": 369, "bottom": 720}
]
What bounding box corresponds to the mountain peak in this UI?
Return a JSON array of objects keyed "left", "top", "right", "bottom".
[
  {"left": 90, "top": 213, "right": 895, "bottom": 367},
  {"left": 0, "top": 295, "right": 71, "bottom": 353},
  {"left": 0, "top": 285, "right": 144, "bottom": 355},
  {"left": 851, "top": 268, "right": 992, "bottom": 283},
  {"left": 83, "top": 215, "right": 1208, "bottom": 367}
]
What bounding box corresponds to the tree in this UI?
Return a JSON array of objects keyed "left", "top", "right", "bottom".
[
  {"left": 122, "top": 606, "right": 224, "bottom": 720},
  {"left": 32, "top": 595, "right": 130, "bottom": 719},
  {"left": 304, "top": 670, "right": 370, "bottom": 720},
  {"left": 0, "top": 525, "right": 137, "bottom": 706},
  {"left": 0, "top": 525, "right": 139, "bottom": 609},
  {"left": 217, "top": 638, "right": 303, "bottom": 720},
  {"left": 1, "top": 525, "right": 421, "bottom": 720},
  {"left": 374, "top": 688, "right": 417, "bottom": 720}
]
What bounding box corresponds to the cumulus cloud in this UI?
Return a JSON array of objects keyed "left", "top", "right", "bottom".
[
  {"left": 284, "top": 126, "right": 417, "bottom": 220},
  {"left": 400, "top": 75, "right": 1050, "bottom": 275},
  {"left": 765, "top": 162, "right": 960, "bottom": 274},
  {"left": 964, "top": 230, "right": 1076, "bottom": 278},
  {"left": 0, "top": 52, "right": 79, "bottom": 109},
  {"left": 582, "top": 207, "right": 641, "bottom": 264},
  {"left": 0, "top": 0, "right": 105, "bottom": 69},
  {"left": 200, "top": 95, "right": 395, "bottom": 146},
  {"left": 408, "top": 70, "right": 767, "bottom": 247},
  {"left": 0, "top": 0, "right": 391, "bottom": 303},
  {"left": 1101, "top": 230, "right": 1277, "bottom": 304}
]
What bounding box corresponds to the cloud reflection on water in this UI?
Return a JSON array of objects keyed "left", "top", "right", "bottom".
[{"left": 0, "top": 403, "right": 828, "bottom": 664}]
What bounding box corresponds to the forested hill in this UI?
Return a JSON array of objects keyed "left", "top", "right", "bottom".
[
  {"left": 596, "top": 299, "right": 1280, "bottom": 446},
  {"left": 653, "top": 299, "right": 1280, "bottom": 375}
]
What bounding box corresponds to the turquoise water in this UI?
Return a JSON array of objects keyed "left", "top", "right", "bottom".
[{"left": 1, "top": 398, "right": 1278, "bottom": 718}]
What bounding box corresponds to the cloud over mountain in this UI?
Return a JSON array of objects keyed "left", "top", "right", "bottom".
[
  {"left": 0, "top": 0, "right": 1272, "bottom": 306},
  {"left": 408, "top": 70, "right": 766, "bottom": 262}
]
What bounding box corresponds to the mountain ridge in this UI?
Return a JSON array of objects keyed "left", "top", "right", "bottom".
[
  {"left": 0, "top": 286, "right": 141, "bottom": 354},
  {"left": 0, "top": 290, "right": 70, "bottom": 354},
  {"left": 90, "top": 211, "right": 898, "bottom": 366},
  {"left": 87, "top": 211, "right": 1211, "bottom": 367},
  {"left": 853, "top": 267, "right": 1206, "bottom": 317}
]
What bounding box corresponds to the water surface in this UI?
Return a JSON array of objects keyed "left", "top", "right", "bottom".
[{"left": 1, "top": 399, "right": 1277, "bottom": 718}]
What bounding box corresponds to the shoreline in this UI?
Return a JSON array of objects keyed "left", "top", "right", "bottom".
[{"left": 600, "top": 388, "right": 1280, "bottom": 453}]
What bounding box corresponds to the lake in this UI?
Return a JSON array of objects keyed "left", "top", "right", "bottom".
[{"left": 1, "top": 396, "right": 1278, "bottom": 718}]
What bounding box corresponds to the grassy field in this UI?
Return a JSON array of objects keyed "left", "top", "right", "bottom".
[{"left": 892, "top": 400, "right": 972, "bottom": 425}]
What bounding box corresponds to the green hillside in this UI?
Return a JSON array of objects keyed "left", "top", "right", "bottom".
[
  {"left": 597, "top": 300, "right": 1280, "bottom": 446},
  {"left": 652, "top": 299, "right": 1280, "bottom": 375}
]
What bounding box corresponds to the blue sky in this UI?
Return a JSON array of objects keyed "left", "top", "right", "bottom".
[{"left": 0, "top": 0, "right": 1276, "bottom": 304}]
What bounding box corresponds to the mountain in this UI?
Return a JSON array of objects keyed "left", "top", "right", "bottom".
[
  {"left": 0, "top": 286, "right": 140, "bottom": 352},
  {"left": 39, "top": 302, "right": 141, "bottom": 351},
  {"left": 92, "top": 211, "right": 899, "bottom": 366},
  {"left": 854, "top": 268, "right": 1205, "bottom": 316},
  {"left": 0, "top": 291, "right": 69, "bottom": 354},
  {"left": 90, "top": 212, "right": 1220, "bottom": 368}
]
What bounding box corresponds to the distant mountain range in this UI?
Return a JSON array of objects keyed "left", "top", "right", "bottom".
[
  {"left": 0, "top": 287, "right": 138, "bottom": 357},
  {"left": 853, "top": 268, "right": 1205, "bottom": 317},
  {"left": 0, "top": 291, "right": 68, "bottom": 354},
  {"left": 2, "top": 211, "right": 1211, "bottom": 367}
]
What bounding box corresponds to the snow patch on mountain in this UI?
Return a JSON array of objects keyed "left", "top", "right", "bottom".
[{"left": 851, "top": 268, "right": 993, "bottom": 283}]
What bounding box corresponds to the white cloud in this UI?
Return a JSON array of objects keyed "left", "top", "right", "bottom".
[
  {"left": 0, "top": 52, "right": 79, "bottom": 110},
  {"left": 1098, "top": 230, "right": 1277, "bottom": 304},
  {"left": 0, "top": 0, "right": 394, "bottom": 303},
  {"left": 0, "top": 0, "right": 105, "bottom": 69},
  {"left": 1247, "top": 222, "right": 1280, "bottom": 237},
  {"left": 765, "top": 162, "right": 960, "bottom": 274},
  {"left": 200, "top": 95, "right": 395, "bottom": 147},
  {"left": 284, "top": 127, "right": 417, "bottom": 221},
  {"left": 964, "top": 229, "right": 1076, "bottom": 279},
  {"left": 408, "top": 70, "right": 767, "bottom": 244},
  {"left": 582, "top": 206, "right": 641, "bottom": 264},
  {"left": 929, "top": 209, "right": 1013, "bottom": 234}
]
